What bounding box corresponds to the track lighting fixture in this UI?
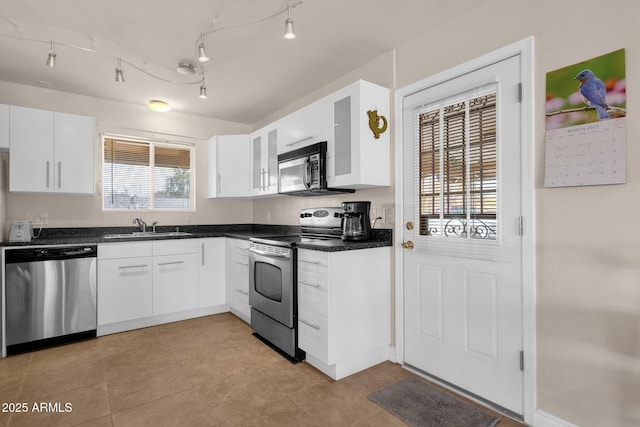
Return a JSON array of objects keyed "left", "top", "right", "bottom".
[
  {"left": 12, "top": 1, "right": 304, "bottom": 106},
  {"left": 197, "top": 33, "right": 209, "bottom": 62},
  {"left": 115, "top": 58, "right": 125, "bottom": 82},
  {"left": 199, "top": 81, "right": 207, "bottom": 99},
  {"left": 284, "top": 5, "right": 295, "bottom": 39},
  {"left": 45, "top": 40, "right": 56, "bottom": 67}
]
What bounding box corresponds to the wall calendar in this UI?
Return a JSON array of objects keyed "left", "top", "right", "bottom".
[{"left": 544, "top": 49, "right": 626, "bottom": 188}]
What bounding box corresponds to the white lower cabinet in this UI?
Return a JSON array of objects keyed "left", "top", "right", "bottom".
[
  {"left": 98, "top": 238, "right": 225, "bottom": 335},
  {"left": 225, "top": 238, "right": 251, "bottom": 323},
  {"left": 152, "top": 240, "right": 198, "bottom": 315},
  {"left": 98, "top": 242, "right": 153, "bottom": 325},
  {"left": 297, "top": 247, "right": 390, "bottom": 380},
  {"left": 198, "top": 238, "right": 226, "bottom": 308}
]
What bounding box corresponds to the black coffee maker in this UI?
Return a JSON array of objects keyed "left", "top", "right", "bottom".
[{"left": 341, "top": 201, "right": 372, "bottom": 241}]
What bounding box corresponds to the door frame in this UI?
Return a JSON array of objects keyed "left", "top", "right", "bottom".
[{"left": 393, "top": 36, "right": 535, "bottom": 424}]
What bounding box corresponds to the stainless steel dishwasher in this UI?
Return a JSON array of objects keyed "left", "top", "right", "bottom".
[{"left": 5, "top": 245, "right": 97, "bottom": 354}]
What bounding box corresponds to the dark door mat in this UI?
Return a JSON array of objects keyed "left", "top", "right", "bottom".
[{"left": 368, "top": 377, "right": 500, "bottom": 427}]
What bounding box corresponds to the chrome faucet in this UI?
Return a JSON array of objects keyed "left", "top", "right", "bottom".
[
  {"left": 151, "top": 221, "right": 158, "bottom": 232},
  {"left": 133, "top": 217, "right": 147, "bottom": 232}
]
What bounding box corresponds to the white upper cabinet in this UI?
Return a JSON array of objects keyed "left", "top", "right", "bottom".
[
  {"left": 250, "top": 121, "right": 279, "bottom": 196},
  {"left": 0, "top": 104, "right": 9, "bottom": 151},
  {"left": 207, "top": 134, "right": 250, "bottom": 198},
  {"left": 327, "top": 80, "right": 390, "bottom": 189},
  {"left": 9, "top": 106, "right": 95, "bottom": 194},
  {"left": 278, "top": 97, "right": 331, "bottom": 153}
]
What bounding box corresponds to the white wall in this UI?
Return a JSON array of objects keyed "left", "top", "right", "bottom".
[{"left": 0, "top": 80, "right": 254, "bottom": 230}]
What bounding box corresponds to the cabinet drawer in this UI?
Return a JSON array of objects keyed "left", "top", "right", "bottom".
[
  {"left": 153, "top": 239, "right": 198, "bottom": 256},
  {"left": 298, "top": 270, "right": 328, "bottom": 316},
  {"left": 298, "top": 249, "right": 329, "bottom": 274},
  {"left": 97, "top": 257, "right": 153, "bottom": 325},
  {"left": 99, "top": 242, "right": 152, "bottom": 260},
  {"left": 298, "top": 308, "right": 329, "bottom": 364}
]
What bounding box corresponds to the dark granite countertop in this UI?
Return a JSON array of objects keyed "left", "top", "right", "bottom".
[{"left": 1, "top": 224, "right": 392, "bottom": 252}]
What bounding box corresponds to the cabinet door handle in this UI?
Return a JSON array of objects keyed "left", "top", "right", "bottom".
[
  {"left": 217, "top": 173, "right": 222, "bottom": 194},
  {"left": 158, "top": 260, "right": 185, "bottom": 267},
  {"left": 299, "top": 259, "right": 320, "bottom": 265},
  {"left": 236, "top": 288, "right": 249, "bottom": 295},
  {"left": 118, "top": 264, "right": 149, "bottom": 270},
  {"left": 300, "top": 319, "right": 320, "bottom": 330},
  {"left": 58, "top": 161, "right": 62, "bottom": 189},
  {"left": 46, "top": 161, "right": 50, "bottom": 188},
  {"left": 300, "top": 280, "right": 320, "bottom": 288},
  {"left": 236, "top": 261, "right": 248, "bottom": 267},
  {"left": 201, "top": 243, "right": 205, "bottom": 266}
]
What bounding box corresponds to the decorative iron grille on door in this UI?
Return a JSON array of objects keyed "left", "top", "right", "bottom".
[{"left": 418, "top": 92, "right": 497, "bottom": 239}]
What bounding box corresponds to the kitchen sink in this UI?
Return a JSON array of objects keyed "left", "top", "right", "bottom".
[{"left": 103, "top": 231, "right": 192, "bottom": 239}]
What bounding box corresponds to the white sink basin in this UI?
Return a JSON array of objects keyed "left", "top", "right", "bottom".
[{"left": 103, "top": 231, "right": 192, "bottom": 239}]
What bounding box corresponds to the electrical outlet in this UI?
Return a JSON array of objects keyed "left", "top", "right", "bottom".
[{"left": 383, "top": 207, "right": 394, "bottom": 224}]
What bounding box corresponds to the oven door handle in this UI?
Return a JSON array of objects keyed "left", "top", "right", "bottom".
[{"left": 248, "top": 247, "right": 290, "bottom": 259}]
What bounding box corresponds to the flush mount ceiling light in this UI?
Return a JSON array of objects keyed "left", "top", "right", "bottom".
[
  {"left": 147, "top": 100, "right": 171, "bottom": 112},
  {"left": 115, "top": 58, "right": 125, "bottom": 82},
  {"left": 284, "top": 5, "right": 295, "bottom": 39},
  {"left": 176, "top": 62, "right": 196, "bottom": 75},
  {"left": 45, "top": 40, "right": 56, "bottom": 67}
]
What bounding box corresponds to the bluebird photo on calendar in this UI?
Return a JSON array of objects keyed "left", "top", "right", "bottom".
[{"left": 545, "top": 49, "right": 626, "bottom": 130}]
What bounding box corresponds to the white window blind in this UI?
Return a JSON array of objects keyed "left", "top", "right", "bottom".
[
  {"left": 103, "top": 137, "right": 194, "bottom": 210},
  {"left": 419, "top": 92, "right": 497, "bottom": 239}
]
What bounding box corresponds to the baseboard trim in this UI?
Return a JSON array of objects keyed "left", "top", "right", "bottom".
[{"left": 535, "top": 410, "right": 579, "bottom": 427}]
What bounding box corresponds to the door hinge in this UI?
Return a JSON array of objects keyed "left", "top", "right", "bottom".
[
  {"left": 518, "top": 216, "right": 524, "bottom": 236},
  {"left": 520, "top": 350, "right": 524, "bottom": 371},
  {"left": 517, "top": 82, "right": 523, "bottom": 103}
]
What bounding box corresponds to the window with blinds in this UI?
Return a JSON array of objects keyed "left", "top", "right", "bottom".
[
  {"left": 419, "top": 92, "right": 497, "bottom": 239},
  {"left": 103, "top": 137, "right": 194, "bottom": 210}
]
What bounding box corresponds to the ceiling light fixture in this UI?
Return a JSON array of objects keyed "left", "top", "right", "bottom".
[
  {"left": 147, "top": 100, "right": 171, "bottom": 112},
  {"left": 197, "top": 33, "right": 209, "bottom": 62},
  {"left": 45, "top": 40, "right": 56, "bottom": 67},
  {"left": 176, "top": 62, "right": 196, "bottom": 75},
  {"left": 284, "top": 5, "right": 295, "bottom": 39},
  {"left": 199, "top": 79, "right": 208, "bottom": 99},
  {"left": 115, "top": 58, "right": 125, "bottom": 82}
]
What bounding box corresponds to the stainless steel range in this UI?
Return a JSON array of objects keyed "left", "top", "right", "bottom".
[{"left": 248, "top": 207, "right": 343, "bottom": 362}]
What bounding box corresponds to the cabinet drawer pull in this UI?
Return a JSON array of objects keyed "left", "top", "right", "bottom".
[
  {"left": 299, "top": 259, "right": 320, "bottom": 265},
  {"left": 300, "top": 280, "right": 320, "bottom": 288},
  {"left": 118, "top": 264, "right": 148, "bottom": 270},
  {"left": 300, "top": 319, "right": 320, "bottom": 330},
  {"left": 236, "top": 288, "right": 249, "bottom": 295},
  {"left": 285, "top": 136, "right": 314, "bottom": 147},
  {"left": 158, "top": 261, "right": 185, "bottom": 267},
  {"left": 236, "top": 261, "right": 249, "bottom": 267}
]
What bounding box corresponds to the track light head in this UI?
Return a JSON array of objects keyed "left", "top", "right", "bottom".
[
  {"left": 45, "top": 41, "right": 56, "bottom": 67},
  {"left": 199, "top": 84, "right": 208, "bottom": 99},
  {"left": 197, "top": 33, "right": 210, "bottom": 62},
  {"left": 284, "top": 6, "right": 295, "bottom": 39},
  {"left": 115, "top": 58, "right": 125, "bottom": 82}
]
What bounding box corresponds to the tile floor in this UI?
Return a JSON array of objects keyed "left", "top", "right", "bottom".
[{"left": 0, "top": 313, "right": 527, "bottom": 426}]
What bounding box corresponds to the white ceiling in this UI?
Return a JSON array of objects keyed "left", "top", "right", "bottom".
[{"left": 0, "top": 0, "right": 470, "bottom": 125}]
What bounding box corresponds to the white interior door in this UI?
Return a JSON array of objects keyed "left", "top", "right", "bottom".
[{"left": 402, "top": 54, "right": 524, "bottom": 415}]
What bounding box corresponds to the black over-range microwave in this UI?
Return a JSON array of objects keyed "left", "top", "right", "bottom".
[{"left": 277, "top": 141, "right": 355, "bottom": 196}]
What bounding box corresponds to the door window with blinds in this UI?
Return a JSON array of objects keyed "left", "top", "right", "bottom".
[
  {"left": 418, "top": 90, "right": 497, "bottom": 240},
  {"left": 103, "top": 136, "right": 195, "bottom": 210}
]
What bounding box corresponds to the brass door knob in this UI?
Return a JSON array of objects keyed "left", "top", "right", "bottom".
[{"left": 401, "top": 240, "right": 414, "bottom": 249}]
